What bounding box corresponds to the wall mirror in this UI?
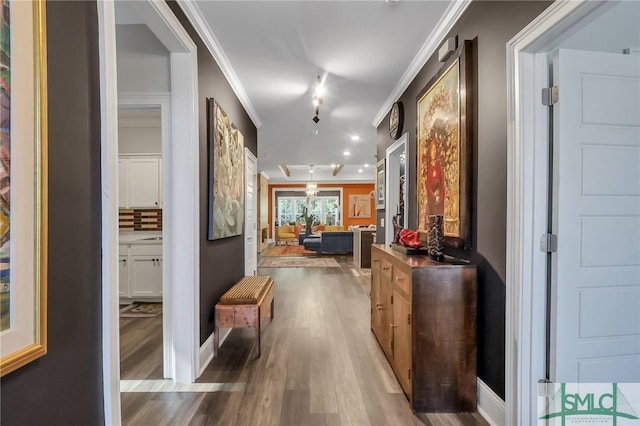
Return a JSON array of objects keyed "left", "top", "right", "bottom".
[{"left": 385, "top": 133, "right": 409, "bottom": 244}]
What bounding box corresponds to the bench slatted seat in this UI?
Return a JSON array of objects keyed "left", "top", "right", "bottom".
[{"left": 214, "top": 275, "right": 274, "bottom": 359}]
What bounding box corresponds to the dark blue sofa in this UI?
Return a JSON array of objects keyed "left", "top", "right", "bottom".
[{"left": 303, "top": 231, "right": 353, "bottom": 254}]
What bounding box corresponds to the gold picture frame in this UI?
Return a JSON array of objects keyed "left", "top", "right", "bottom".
[
  {"left": 417, "top": 40, "right": 472, "bottom": 250},
  {"left": 0, "top": 0, "right": 48, "bottom": 376}
]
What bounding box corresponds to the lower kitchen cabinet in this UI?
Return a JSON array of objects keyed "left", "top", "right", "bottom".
[
  {"left": 119, "top": 252, "right": 129, "bottom": 298},
  {"left": 119, "top": 243, "right": 162, "bottom": 300},
  {"left": 370, "top": 244, "right": 478, "bottom": 413}
]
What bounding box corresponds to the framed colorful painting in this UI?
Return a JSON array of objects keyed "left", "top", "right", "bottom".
[
  {"left": 417, "top": 40, "right": 472, "bottom": 250},
  {"left": 1, "top": 0, "right": 48, "bottom": 376},
  {"left": 206, "top": 98, "right": 244, "bottom": 240}
]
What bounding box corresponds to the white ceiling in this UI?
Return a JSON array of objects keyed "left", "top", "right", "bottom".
[
  {"left": 115, "top": 1, "right": 463, "bottom": 183},
  {"left": 191, "top": 1, "right": 456, "bottom": 183}
]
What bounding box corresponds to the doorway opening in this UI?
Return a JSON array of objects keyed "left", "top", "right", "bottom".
[
  {"left": 98, "top": 1, "right": 200, "bottom": 423},
  {"left": 506, "top": 1, "right": 639, "bottom": 424}
]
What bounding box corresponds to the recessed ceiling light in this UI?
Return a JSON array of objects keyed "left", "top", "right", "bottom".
[
  {"left": 358, "top": 169, "right": 363, "bottom": 173},
  {"left": 364, "top": 163, "right": 369, "bottom": 168},
  {"left": 343, "top": 151, "right": 351, "bottom": 156},
  {"left": 351, "top": 135, "right": 360, "bottom": 141},
  {"left": 330, "top": 164, "right": 336, "bottom": 168}
]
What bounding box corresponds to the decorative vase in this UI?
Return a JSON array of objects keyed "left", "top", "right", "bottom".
[{"left": 428, "top": 215, "right": 444, "bottom": 261}]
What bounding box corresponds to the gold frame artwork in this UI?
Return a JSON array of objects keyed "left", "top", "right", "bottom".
[
  {"left": 0, "top": 0, "right": 48, "bottom": 376},
  {"left": 417, "top": 40, "right": 472, "bottom": 250}
]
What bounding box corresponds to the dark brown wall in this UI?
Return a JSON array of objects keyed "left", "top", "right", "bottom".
[
  {"left": 168, "top": 2, "right": 258, "bottom": 344},
  {"left": 376, "top": 1, "right": 551, "bottom": 399},
  {"left": 1, "top": 2, "right": 104, "bottom": 424}
]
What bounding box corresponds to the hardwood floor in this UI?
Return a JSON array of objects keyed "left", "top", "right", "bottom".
[
  {"left": 120, "top": 256, "right": 489, "bottom": 426},
  {"left": 120, "top": 314, "right": 163, "bottom": 380}
]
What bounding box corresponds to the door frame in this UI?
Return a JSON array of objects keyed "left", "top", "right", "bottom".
[
  {"left": 97, "top": 1, "right": 200, "bottom": 424},
  {"left": 385, "top": 133, "right": 409, "bottom": 245},
  {"left": 505, "top": 1, "right": 614, "bottom": 424},
  {"left": 119, "top": 92, "right": 171, "bottom": 377},
  {"left": 244, "top": 148, "right": 257, "bottom": 276}
]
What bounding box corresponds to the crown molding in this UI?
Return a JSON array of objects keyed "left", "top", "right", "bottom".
[
  {"left": 176, "top": 1, "right": 263, "bottom": 128},
  {"left": 371, "top": 0, "right": 472, "bottom": 127}
]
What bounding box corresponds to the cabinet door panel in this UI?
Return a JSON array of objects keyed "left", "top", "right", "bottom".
[
  {"left": 393, "top": 290, "right": 412, "bottom": 395},
  {"left": 118, "top": 159, "right": 128, "bottom": 208},
  {"left": 128, "top": 158, "right": 161, "bottom": 208},
  {"left": 129, "top": 255, "right": 162, "bottom": 297},
  {"left": 119, "top": 256, "right": 129, "bottom": 297},
  {"left": 378, "top": 273, "right": 393, "bottom": 358}
]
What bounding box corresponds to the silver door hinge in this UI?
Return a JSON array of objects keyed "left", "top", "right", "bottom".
[
  {"left": 540, "top": 233, "right": 558, "bottom": 253},
  {"left": 542, "top": 86, "right": 559, "bottom": 106},
  {"left": 538, "top": 379, "right": 555, "bottom": 398}
]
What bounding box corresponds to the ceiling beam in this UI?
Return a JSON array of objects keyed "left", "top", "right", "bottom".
[{"left": 278, "top": 164, "right": 290, "bottom": 177}]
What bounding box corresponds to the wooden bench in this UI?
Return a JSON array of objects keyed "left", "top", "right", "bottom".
[{"left": 214, "top": 275, "right": 274, "bottom": 359}]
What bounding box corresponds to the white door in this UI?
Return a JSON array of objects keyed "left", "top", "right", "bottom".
[
  {"left": 550, "top": 48, "right": 640, "bottom": 383},
  {"left": 245, "top": 148, "right": 258, "bottom": 276}
]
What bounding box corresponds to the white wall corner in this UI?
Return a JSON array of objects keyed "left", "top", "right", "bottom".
[
  {"left": 199, "top": 329, "right": 232, "bottom": 376},
  {"left": 477, "top": 379, "right": 506, "bottom": 426}
]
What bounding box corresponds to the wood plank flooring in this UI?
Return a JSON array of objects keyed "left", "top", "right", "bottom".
[{"left": 120, "top": 256, "right": 489, "bottom": 426}]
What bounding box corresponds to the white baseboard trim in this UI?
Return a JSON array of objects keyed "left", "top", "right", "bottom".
[
  {"left": 477, "top": 378, "right": 506, "bottom": 426},
  {"left": 198, "top": 328, "right": 232, "bottom": 376}
]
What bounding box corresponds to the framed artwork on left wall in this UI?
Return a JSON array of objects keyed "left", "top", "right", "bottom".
[
  {"left": 0, "top": 0, "right": 48, "bottom": 376},
  {"left": 206, "top": 98, "right": 245, "bottom": 240}
]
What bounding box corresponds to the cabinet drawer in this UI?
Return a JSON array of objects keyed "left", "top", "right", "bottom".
[
  {"left": 130, "top": 244, "right": 162, "bottom": 256},
  {"left": 393, "top": 268, "right": 411, "bottom": 297},
  {"left": 381, "top": 258, "right": 393, "bottom": 280}
]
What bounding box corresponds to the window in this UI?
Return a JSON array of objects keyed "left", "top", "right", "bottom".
[{"left": 276, "top": 195, "right": 340, "bottom": 226}]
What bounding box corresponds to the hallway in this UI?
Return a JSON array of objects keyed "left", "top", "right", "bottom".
[{"left": 120, "top": 258, "right": 488, "bottom": 425}]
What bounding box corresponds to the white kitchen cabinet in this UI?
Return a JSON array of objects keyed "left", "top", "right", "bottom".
[
  {"left": 129, "top": 256, "right": 162, "bottom": 297},
  {"left": 118, "top": 159, "right": 128, "bottom": 208},
  {"left": 119, "top": 242, "right": 162, "bottom": 300},
  {"left": 119, "top": 250, "right": 129, "bottom": 298},
  {"left": 118, "top": 156, "right": 162, "bottom": 208}
]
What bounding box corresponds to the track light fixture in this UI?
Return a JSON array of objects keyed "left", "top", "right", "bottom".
[{"left": 312, "top": 75, "right": 323, "bottom": 123}]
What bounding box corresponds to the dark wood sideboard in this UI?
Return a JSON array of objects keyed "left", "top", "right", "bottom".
[{"left": 370, "top": 244, "right": 477, "bottom": 412}]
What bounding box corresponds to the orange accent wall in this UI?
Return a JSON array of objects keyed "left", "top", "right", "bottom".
[{"left": 268, "top": 183, "right": 375, "bottom": 238}]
